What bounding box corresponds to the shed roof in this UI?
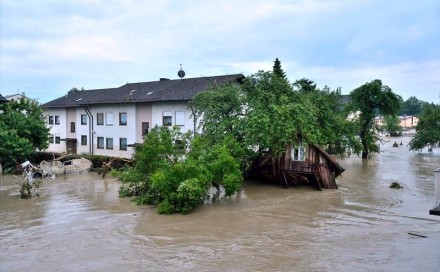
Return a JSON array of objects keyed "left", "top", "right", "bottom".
[{"left": 42, "top": 74, "right": 244, "bottom": 108}]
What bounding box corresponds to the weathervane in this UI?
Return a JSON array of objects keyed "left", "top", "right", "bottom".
[{"left": 178, "top": 64, "right": 185, "bottom": 80}]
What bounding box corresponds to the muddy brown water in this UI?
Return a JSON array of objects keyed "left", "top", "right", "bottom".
[{"left": 1, "top": 135, "right": 439, "bottom": 272}]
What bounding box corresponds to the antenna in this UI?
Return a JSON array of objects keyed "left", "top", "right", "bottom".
[{"left": 178, "top": 64, "right": 185, "bottom": 80}]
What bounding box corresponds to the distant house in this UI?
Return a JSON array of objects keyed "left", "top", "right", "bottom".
[
  {"left": 374, "top": 116, "right": 385, "bottom": 127},
  {"left": 399, "top": 115, "right": 419, "bottom": 128},
  {"left": 41, "top": 74, "right": 244, "bottom": 158},
  {"left": 374, "top": 115, "right": 419, "bottom": 128},
  {"left": 4, "top": 93, "right": 36, "bottom": 102}
]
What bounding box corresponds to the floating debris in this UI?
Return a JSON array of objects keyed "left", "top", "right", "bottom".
[{"left": 390, "top": 181, "right": 403, "bottom": 189}]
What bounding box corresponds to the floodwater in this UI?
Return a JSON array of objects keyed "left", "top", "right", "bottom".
[{"left": 1, "top": 135, "right": 439, "bottom": 272}]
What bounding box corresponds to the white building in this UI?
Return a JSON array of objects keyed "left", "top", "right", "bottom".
[{"left": 42, "top": 74, "right": 244, "bottom": 158}]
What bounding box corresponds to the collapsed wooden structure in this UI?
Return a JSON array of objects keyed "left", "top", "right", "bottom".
[{"left": 254, "top": 144, "right": 345, "bottom": 190}]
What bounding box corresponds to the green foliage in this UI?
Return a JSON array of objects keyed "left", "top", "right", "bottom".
[
  {"left": 383, "top": 115, "right": 402, "bottom": 136},
  {"left": 272, "top": 58, "right": 287, "bottom": 80},
  {"left": 409, "top": 103, "right": 440, "bottom": 151},
  {"left": 243, "top": 72, "right": 323, "bottom": 154},
  {"left": 398, "top": 96, "right": 428, "bottom": 116},
  {"left": 293, "top": 78, "right": 317, "bottom": 93},
  {"left": 295, "top": 85, "right": 361, "bottom": 156},
  {"left": 190, "top": 84, "right": 245, "bottom": 144},
  {"left": 192, "top": 71, "right": 361, "bottom": 160},
  {"left": 348, "top": 79, "right": 401, "bottom": 158},
  {"left": 67, "top": 87, "right": 85, "bottom": 96},
  {"left": 117, "top": 126, "right": 242, "bottom": 214},
  {"left": 0, "top": 98, "right": 49, "bottom": 168}
]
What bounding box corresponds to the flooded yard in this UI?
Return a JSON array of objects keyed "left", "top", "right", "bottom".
[{"left": 1, "top": 135, "right": 439, "bottom": 272}]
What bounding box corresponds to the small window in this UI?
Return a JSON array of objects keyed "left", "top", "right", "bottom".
[
  {"left": 106, "top": 137, "right": 113, "bottom": 150},
  {"left": 49, "top": 134, "right": 54, "bottom": 144},
  {"left": 106, "top": 112, "right": 113, "bottom": 126},
  {"left": 97, "top": 113, "right": 104, "bottom": 125},
  {"left": 81, "top": 135, "right": 87, "bottom": 146},
  {"left": 142, "top": 122, "right": 149, "bottom": 136},
  {"left": 55, "top": 116, "right": 60, "bottom": 125},
  {"left": 48, "top": 116, "right": 54, "bottom": 125},
  {"left": 97, "top": 137, "right": 104, "bottom": 149},
  {"left": 175, "top": 111, "right": 185, "bottom": 126},
  {"left": 70, "top": 122, "right": 75, "bottom": 133},
  {"left": 163, "top": 111, "right": 172, "bottom": 126},
  {"left": 119, "top": 112, "right": 127, "bottom": 126},
  {"left": 81, "top": 114, "right": 87, "bottom": 125},
  {"left": 55, "top": 136, "right": 60, "bottom": 144},
  {"left": 119, "top": 138, "right": 127, "bottom": 151}
]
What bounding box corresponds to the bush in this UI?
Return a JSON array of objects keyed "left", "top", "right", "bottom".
[{"left": 116, "top": 126, "right": 243, "bottom": 214}]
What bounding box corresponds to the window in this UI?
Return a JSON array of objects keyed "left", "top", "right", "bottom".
[
  {"left": 81, "top": 135, "right": 87, "bottom": 146},
  {"left": 119, "top": 138, "right": 127, "bottom": 151},
  {"left": 175, "top": 111, "right": 185, "bottom": 126},
  {"left": 55, "top": 116, "right": 60, "bottom": 125},
  {"left": 106, "top": 112, "right": 113, "bottom": 126},
  {"left": 49, "top": 134, "right": 54, "bottom": 144},
  {"left": 55, "top": 136, "right": 60, "bottom": 144},
  {"left": 81, "top": 114, "right": 87, "bottom": 125},
  {"left": 97, "top": 137, "right": 104, "bottom": 149},
  {"left": 163, "top": 111, "right": 172, "bottom": 126},
  {"left": 48, "top": 116, "right": 54, "bottom": 125},
  {"left": 70, "top": 122, "right": 75, "bottom": 133},
  {"left": 142, "top": 122, "right": 149, "bottom": 136},
  {"left": 119, "top": 112, "right": 127, "bottom": 126},
  {"left": 106, "top": 137, "right": 113, "bottom": 150},
  {"left": 97, "top": 113, "right": 104, "bottom": 125}
]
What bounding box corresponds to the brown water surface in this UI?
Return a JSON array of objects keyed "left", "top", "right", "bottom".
[{"left": 1, "top": 135, "right": 439, "bottom": 272}]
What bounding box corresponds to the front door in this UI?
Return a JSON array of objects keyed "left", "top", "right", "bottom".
[{"left": 66, "top": 139, "right": 77, "bottom": 154}]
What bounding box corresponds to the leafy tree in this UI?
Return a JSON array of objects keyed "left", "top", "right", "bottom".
[
  {"left": 297, "top": 85, "right": 361, "bottom": 156},
  {"left": 0, "top": 98, "right": 49, "bottom": 168},
  {"left": 398, "top": 96, "right": 428, "bottom": 116},
  {"left": 272, "top": 58, "right": 287, "bottom": 80},
  {"left": 117, "top": 126, "right": 242, "bottom": 214},
  {"left": 347, "top": 79, "right": 401, "bottom": 158},
  {"left": 192, "top": 71, "right": 359, "bottom": 161},
  {"left": 189, "top": 84, "right": 249, "bottom": 169},
  {"left": 293, "top": 78, "right": 317, "bottom": 93},
  {"left": 409, "top": 103, "right": 440, "bottom": 151},
  {"left": 67, "top": 87, "right": 85, "bottom": 96},
  {"left": 190, "top": 84, "right": 244, "bottom": 144},
  {"left": 383, "top": 115, "right": 402, "bottom": 136},
  {"left": 242, "top": 71, "right": 319, "bottom": 154}
]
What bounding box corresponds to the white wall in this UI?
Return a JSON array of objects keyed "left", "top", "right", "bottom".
[
  {"left": 152, "top": 101, "right": 197, "bottom": 134},
  {"left": 87, "top": 104, "right": 136, "bottom": 158},
  {"left": 44, "top": 108, "right": 67, "bottom": 153},
  {"left": 43, "top": 101, "right": 202, "bottom": 158}
]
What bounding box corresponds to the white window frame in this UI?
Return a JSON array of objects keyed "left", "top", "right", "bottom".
[
  {"left": 175, "top": 111, "right": 185, "bottom": 126},
  {"left": 106, "top": 112, "right": 113, "bottom": 126},
  {"left": 163, "top": 111, "right": 172, "bottom": 126}
]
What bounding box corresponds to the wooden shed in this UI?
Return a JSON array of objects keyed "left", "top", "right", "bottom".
[{"left": 254, "top": 144, "right": 345, "bottom": 190}]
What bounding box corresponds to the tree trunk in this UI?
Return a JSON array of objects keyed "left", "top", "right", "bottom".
[{"left": 362, "top": 151, "right": 368, "bottom": 158}]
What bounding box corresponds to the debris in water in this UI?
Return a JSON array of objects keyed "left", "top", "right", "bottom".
[
  {"left": 408, "top": 233, "right": 427, "bottom": 238},
  {"left": 390, "top": 181, "right": 403, "bottom": 189}
]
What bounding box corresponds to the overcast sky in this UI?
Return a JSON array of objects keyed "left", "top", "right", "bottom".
[{"left": 1, "top": 0, "right": 439, "bottom": 104}]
